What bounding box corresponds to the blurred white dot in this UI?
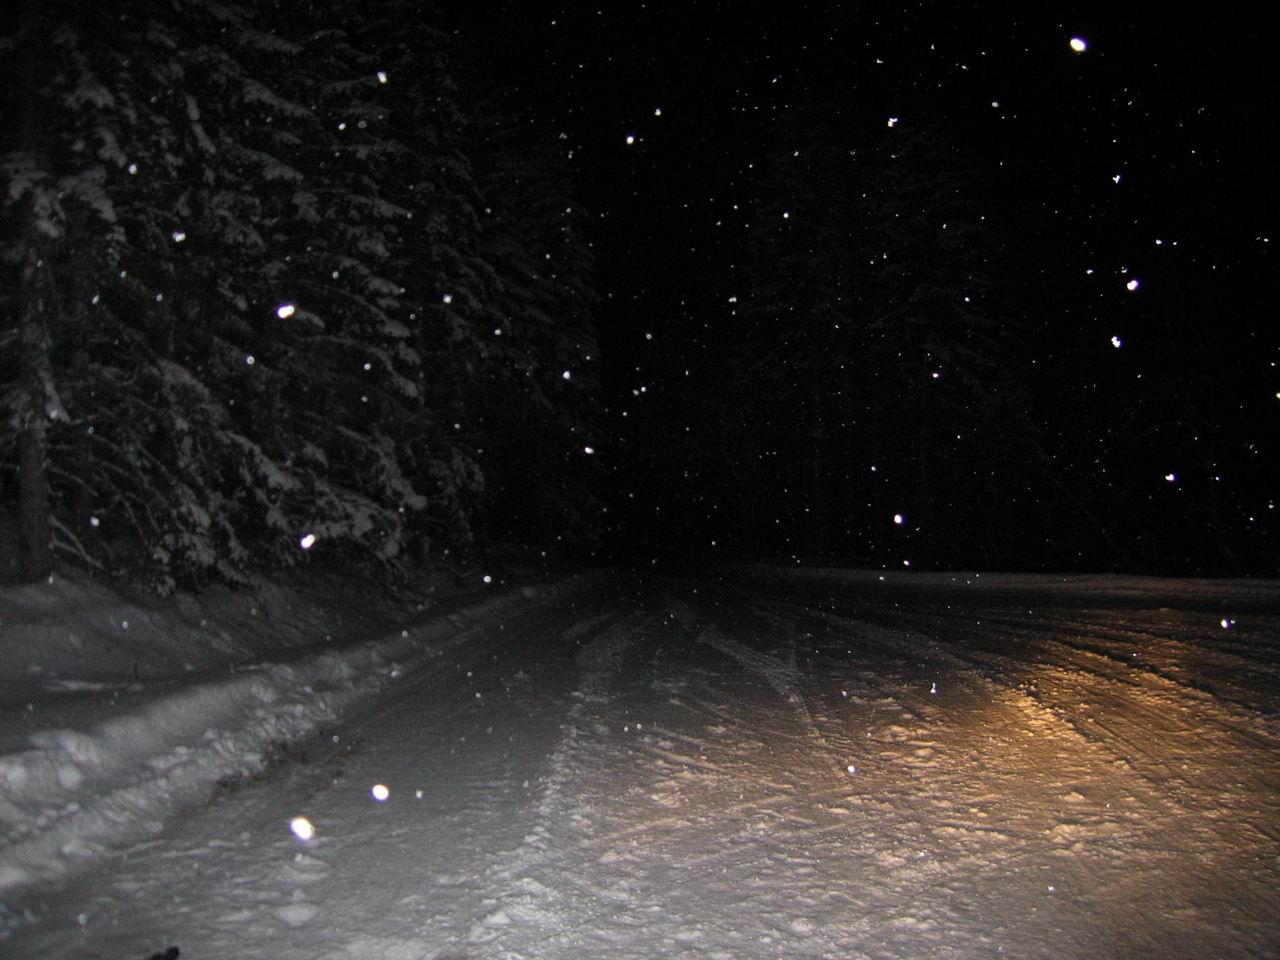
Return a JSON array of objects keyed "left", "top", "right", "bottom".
[
  {"left": 483, "top": 575, "right": 492, "bottom": 584},
  {"left": 300, "top": 533, "right": 317, "bottom": 550},
  {"left": 1070, "top": 37, "right": 1087, "bottom": 53},
  {"left": 246, "top": 355, "right": 256, "bottom": 365},
  {"left": 1165, "top": 473, "right": 1177, "bottom": 483},
  {"left": 1126, "top": 278, "right": 1140, "bottom": 291},
  {"left": 626, "top": 134, "right": 636, "bottom": 145},
  {"left": 893, "top": 513, "right": 904, "bottom": 525},
  {"left": 277, "top": 304, "right": 296, "bottom": 319},
  {"left": 290, "top": 816, "right": 315, "bottom": 840},
  {"left": 584, "top": 445, "right": 595, "bottom": 455},
  {"left": 442, "top": 293, "right": 453, "bottom": 304},
  {"left": 371, "top": 784, "right": 390, "bottom": 802},
  {"left": 172, "top": 230, "right": 187, "bottom": 243},
  {"left": 377, "top": 71, "right": 388, "bottom": 84}
]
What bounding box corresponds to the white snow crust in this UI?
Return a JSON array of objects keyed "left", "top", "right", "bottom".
[
  {"left": 0, "top": 569, "right": 594, "bottom": 895},
  {"left": 3, "top": 565, "right": 1279, "bottom": 959}
]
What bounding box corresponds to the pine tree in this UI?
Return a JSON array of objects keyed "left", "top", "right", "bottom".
[
  {"left": 2, "top": 1, "right": 605, "bottom": 588},
  {"left": 353, "top": 2, "right": 495, "bottom": 557},
  {"left": 472, "top": 91, "right": 603, "bottom": 550},
  {"left": 741, "top": 103, "right": 1027, "bottom": 566},
  {"left": 1, "top": 0, "right": 128, "bottom": 581}
]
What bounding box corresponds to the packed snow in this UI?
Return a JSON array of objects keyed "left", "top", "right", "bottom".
[{"left": 2, "top": 565, "right": 1279, "bottom": 958}]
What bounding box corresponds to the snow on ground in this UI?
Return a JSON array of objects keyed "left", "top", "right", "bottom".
[
  {"left": 3, "top": 566, "right": 1280, "bottom": 959},
  {"left": 0, "top": 558, "right": 597, "bottom": 896}
]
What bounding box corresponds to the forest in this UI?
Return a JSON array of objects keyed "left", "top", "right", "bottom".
[
  {"left": 3, "top": 2, "right": 1276, "bottom": 592},
  {"left": 2, "top": 0, "right": 603, "bottom": 592}
]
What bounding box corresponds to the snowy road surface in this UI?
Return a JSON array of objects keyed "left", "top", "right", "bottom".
[{"left": 5, "top": 572, "right": 1280, "bottom": 959}]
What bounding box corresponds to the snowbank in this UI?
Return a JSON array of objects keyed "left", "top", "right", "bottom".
[
  {"left": 733, "top": 563, "right": 1280, "bottom": 611},
  {"left": 0, "top": 568, "right": 603, "bottom": 892}
]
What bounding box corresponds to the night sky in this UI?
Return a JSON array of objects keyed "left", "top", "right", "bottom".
[
  {"left": 4, "top": 4, "right": 1274, "bottom": 584},
  {"left": 471, "top": 4, "right": 1277, "bottom": 574}
]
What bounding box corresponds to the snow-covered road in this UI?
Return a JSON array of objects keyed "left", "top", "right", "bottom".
[{"left": 6, "top": 572, "right": 1280, "bottom": 959}]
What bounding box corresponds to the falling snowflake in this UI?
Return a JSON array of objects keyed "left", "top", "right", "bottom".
[
  {"left": 290, "top": 817, "right": 315, "bottom": 840},
  {"left": 277, "top": 303, "right": 296, "bottom": 319},
  {"left": 1070, "top": 37, "right": 1088, "bottom": 53},
  {"left": 371, "top": 784, "right": 390, "bottom": 802},
  {"left": 300, "top": 533, "right": 317, "bottom": 550}
]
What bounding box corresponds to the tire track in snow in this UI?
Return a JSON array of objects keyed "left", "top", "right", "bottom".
[
  {"left": 874, "top": 603, "right": 1280, "bottom": 796},
  {"left": 943, "top": 606, "right": 1280, "bottom": 725},
  {"left": 468, "top": 596, "right": 899, "bottom": 959},
  {"left": 744, "top": 585, "right": 1280, "bottom": 957},
  {"left": 464, "top": 609, "right": 659, "bottom": 953}
]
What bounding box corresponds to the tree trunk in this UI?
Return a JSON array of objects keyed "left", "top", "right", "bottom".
[
  {"left": 804, "top": 389, "right": 828, "bottom": 557},
  {"left": 17, "top": 413, "right": 52, "bottom": 583},
  {"left": 12, "top": 0, "right": 54, "bottom": 582},
  {"left": 16, "top": 249, "right": 57, "bottom": 583},
  {"left": 916, "top": 374, "right": 932, "bottom": 567}
]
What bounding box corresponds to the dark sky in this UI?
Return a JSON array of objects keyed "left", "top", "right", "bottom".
[{"left": 475, "top": 4, "right": 1277, "bottom": 571}]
